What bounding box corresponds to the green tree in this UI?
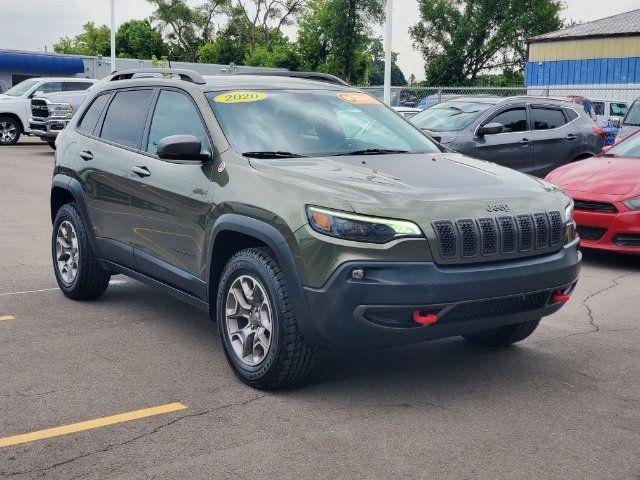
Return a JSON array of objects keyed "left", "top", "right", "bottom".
[
  {"left": 116, "top": 19, "right": 168, "bottom": 59},
  {"left": 366, "top": 38, "right": 407, "bottom": 86},
  {"left": 53, "top": 22, "right": 111, "bottom": 56},
  {"left": 409, "top": 0, "right": 564, "bottom": 85},
  {"left": 244, "top": 43, "right": 299, "bottom": 69},
  {"left": 297, "top": 0, "right": 383, "bottom": 84},
  {"left": 147, "top": 0, "right": 226, "bottom": 62}
]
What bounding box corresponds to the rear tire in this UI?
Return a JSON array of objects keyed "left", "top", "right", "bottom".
[
  {"left": 217, "top": 247, "right": 315, "bottom": 390},
  {"left": 0, "top": 116, "right": 21, "bottom": 145},
  {"left": 462, "top": 319, "right": 541, "bottom": 346},
  {"left": 52, "top": 203, "right": 110, "bottom": 300},
  {"left": 47, "top": 141, "right": 56, "bottom": 150}
]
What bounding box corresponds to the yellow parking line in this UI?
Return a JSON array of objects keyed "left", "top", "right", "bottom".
[
  {"left": 0, "top": 402, "right": 187, "bottom": 448},
  {"left": 0, "top": 315, "right": 14, "bottom": 321}
]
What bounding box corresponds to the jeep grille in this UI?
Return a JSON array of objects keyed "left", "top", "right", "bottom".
[{"left": 432, "top": 211, "right": 563, "bottom": 261}]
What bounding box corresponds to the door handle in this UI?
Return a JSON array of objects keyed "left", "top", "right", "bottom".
[
  {"left": 79, "top": 150, "right": 93, "bottom": 161},
  {"left": 132, "top": 166, "right": 151, "bottom": 177},
  {"left": 565, "top": 134, "right": 578, "bottom": 141},
  {"left": 520, "top": 138, "right": 532, "bottom": 146}
]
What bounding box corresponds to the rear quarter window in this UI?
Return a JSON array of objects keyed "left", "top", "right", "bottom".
[
  {"left": 99, "top": 89, "right": 154, "bottom": 149},
  {"left": 77, "top": 94, "right": 110, "bottom": 135}
]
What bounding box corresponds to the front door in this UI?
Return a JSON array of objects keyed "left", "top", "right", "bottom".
[
  {"left": 128, "top": 88, "right": 215, "bottom": 299},
  {"left": 474, "top": 105, "right": 533, "bottom": 173}
]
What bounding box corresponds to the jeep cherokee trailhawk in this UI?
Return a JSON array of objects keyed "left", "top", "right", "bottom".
[{"left": 51, "top": 69, "right": 581, "bottom": 389}]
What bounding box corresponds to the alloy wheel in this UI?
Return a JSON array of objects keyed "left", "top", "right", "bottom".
[
  {"left": 0, "top": 121, "right": 17, "bottom": 144},
  {"left": 55, "top": 221, "right": 79, "bottom": 285},
  {"left": 225, "top": 275, "right": 273, "bottom": 366}
]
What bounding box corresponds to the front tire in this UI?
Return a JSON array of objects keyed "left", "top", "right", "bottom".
[
  {"left": 52, "top": 203, "right": 110, "bottom": 300},
  {"left": 0, "top": 116, "right": 21, "bottom": 145},
  {"left": 217, "top": 247, "right": 315, "bottom": 390},
  {"left": 462, "top": 319, "right": 541, "bottom": 346}
]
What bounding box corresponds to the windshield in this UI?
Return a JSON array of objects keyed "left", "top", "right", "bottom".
[
  {"left": 623, "top": 100, "right": 640, "bottom": 127},
  {"left": 206, "top": 89, "right": 439, "bottom": 157},
  {"left": 4, "top": 79, "right": 39, "bottom": 97},
  {"left": 410, "top": 100, "right": 492, "bottom": 132},
  {"left": 606, "top": 130, "right": 640, "bottom": 158}
]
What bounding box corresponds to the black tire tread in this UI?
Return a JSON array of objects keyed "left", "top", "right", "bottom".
[
  {"left": 53, "top": 203, "right": 110, "bottom": 300},
  {"left": 462, "top": 319, "right": 541, "bottom": 347},
  {"left": 218, "top": 247, "right": 315, "bottom": 389}
]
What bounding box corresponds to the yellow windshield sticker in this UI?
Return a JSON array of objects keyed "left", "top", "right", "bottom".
[
  {"left": 214, "top": 91, "right": 267, "bottom": 104},
  {"left": 337, "top": 92, "right": 381, "bottom": 105}
]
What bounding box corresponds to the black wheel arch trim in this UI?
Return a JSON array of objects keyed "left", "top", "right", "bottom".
[
  {"left": 51, "top": 174, "right": 102, "bottom": 257},
  {"left": 207, "top": 214, "right": 316, "bottom": 345}
]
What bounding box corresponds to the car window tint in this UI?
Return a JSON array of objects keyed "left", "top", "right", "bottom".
[
  {"left": 147, "top": 90, "right": 208, "bottom": 155},
  {"left": 100, "top": 89, "right": 154, "bottom": 149},
  {"left": 77, "top": 94, "right": 110, "bottom": 135},
  {"left": 39, "top": 82, "right": 63, "bottom": 94},
  {"left": 565, "top": 108, "right": 578, "bottom": 121},
  {"left": 532, "top": 108, "right": 566, "bottom": 130},
  {"left": 610, "top": 103, "right": 628, "bottom": 116},
  {"left": 489, "top": 108, "right": 527, "bottom": 133},
  {"left": 592, "top": 102, "right": 605, "bottom": 116},
  {"left": 63, "top": 82, "right": 93, "bottom": 92}
]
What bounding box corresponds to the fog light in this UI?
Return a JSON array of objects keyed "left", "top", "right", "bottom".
[{"left": 351, "top": 268, "right": 364, "bottom": 279}]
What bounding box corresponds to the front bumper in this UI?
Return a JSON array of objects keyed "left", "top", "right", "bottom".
[
  {"left": 301, "top": 241, "right": 581, "bottom": 347},
  {"left": 575, "top": 209, "right": 640, "bottom": 256},
  {"left": 29, "top": 118, "right": 69, "bottom": 140}
]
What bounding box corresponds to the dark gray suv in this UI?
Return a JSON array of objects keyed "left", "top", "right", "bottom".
[{"left": 411, "top": 96, "right": 604, "bottom": 177}]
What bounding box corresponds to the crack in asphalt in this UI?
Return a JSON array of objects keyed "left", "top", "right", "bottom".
[
  {"left": 532, "top": 272, "right": 637, "bottom": 344},
  {"left": 1, "top": 395, "right": 268, "bottom": 478}
]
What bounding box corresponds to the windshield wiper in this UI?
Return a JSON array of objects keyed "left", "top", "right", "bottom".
[
  {"left": 242, "top": 151, "right": 306, "bottom": 158},
  {"left": 333, "top": 148, "right": 410, "bottom": 156}
]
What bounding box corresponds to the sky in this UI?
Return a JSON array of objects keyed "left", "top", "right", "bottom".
[{"left": 2, "top": 0, "right": 640, "bottom": 81}]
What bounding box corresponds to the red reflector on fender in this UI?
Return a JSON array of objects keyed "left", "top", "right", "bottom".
[{"left": 413, "top": 311, "right": 438, "bottom": 325}]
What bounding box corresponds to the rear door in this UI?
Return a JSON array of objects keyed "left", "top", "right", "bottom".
[
  {"left": 128, "top": 88, "right": 214, "bottom": 298},
  {"left": 530, "top": 104, "right": 575, "bottom": 176},
  {"left": 76, "top": 88, "right": 155, "bottom": 267},
  {"left": 474, "top": 104, "right": 533, "bottom": 173}
]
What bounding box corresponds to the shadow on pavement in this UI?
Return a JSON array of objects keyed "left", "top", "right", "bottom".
[{"left": 580, "top": 248, "right": 640, "bottom": 270}]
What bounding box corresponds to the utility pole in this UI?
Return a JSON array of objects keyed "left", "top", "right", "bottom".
[
  {"left": 110, "top": 0, "right": 116, "bottom": 72},
  {"left": 383, "top": 0, "right": 393, "bottom": 105}
]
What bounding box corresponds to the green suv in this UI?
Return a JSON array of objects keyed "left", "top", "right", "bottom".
[{"left": 51, "top": 69, "right": 581, "bottom": 389}]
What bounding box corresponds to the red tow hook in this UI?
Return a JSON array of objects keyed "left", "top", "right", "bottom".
[
  {"left": 552, "top": 291, "right": 571, "bottom": 303},
  {"left": 413, "top": 311, "right": 438, "bottom": 325}
]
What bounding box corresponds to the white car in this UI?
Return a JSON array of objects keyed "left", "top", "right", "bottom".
[
  {"left": 591, "top": 99, "right": 628, "bottom": 127},
  {"left": 0, "top": 77, "right": 96, "bottom": 145}
]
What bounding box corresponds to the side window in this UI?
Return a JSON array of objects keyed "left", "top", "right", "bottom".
[
  {"left": 489, "top": 107, "right": 527, "bottom": 133},
  {"left": 592, "top": 102, "right": 605, "bottom": 116},
  {"left": 100, "top": 89, "right": 154, "bottom": 149},
  {"left": 146, "top": 90, "right": 208, "bottom": 154},
  {"left": 77, "top": 94, "right": 110, "bottom": 135},
  {"left": 610, "top": 103, "right": 628, "bottom": 116},
  {"left": 40, "top": 82, "right": 63, "bottom": 94},
  {"left": 531, "top": 107, "right": 567, "bottom": 130},
  {"left": 63, "top": 82, "right": 94, "bottom": 92}
]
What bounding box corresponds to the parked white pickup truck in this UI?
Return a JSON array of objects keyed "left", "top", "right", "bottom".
[{"left": 0, "top": 77, "right": 96, "bottom": 145}]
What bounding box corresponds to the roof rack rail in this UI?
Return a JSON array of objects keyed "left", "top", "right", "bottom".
[
  {"left": 107, "top": 68, "right": 206, "bottom": 85},
  {"left": 235, "top": 70, "right": 349, "bottom": 86}
]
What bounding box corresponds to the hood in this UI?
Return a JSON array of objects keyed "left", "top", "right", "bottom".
[
  {"left": 546, "top": 156, "right": 640, "bottom": 196},
  {"left": 39, "top": 91, "right": 89, "bottom": 108},
  {"left": 249, "top": 152, "right": 568, "bottom": 221},
  {"left": 0, "top": 94, "right": 18, "bottom": 102}
]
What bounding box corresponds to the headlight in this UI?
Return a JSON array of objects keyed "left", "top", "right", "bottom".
[
  {"left": 306, "top": 206, "right": 423, "bottom": 243},
  {"left": 565, "top": 200, "right": 574, "bottom": 222},
  {"left": 50, "top": 103, "right": 73, "bottom": 118},
  {"left": 623, "top": 195, "right": 640, "bottom": 210}
]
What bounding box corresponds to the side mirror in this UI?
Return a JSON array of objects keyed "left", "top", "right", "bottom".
[
  {"left": 156, "top": 135, "right": 211, "bottom": 161},
  {"left": 478, "top": 122, "right": 505, "bottom": 136},
  {"left": 30, "top": 90, "right": 45, "bottom": 98}
]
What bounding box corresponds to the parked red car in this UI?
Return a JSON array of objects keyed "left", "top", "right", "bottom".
[{"left": 545, "top": 130, "right": 640, "bottom": 255}]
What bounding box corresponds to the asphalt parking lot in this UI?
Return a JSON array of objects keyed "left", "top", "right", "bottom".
[{"left": 1, "top": 139, "right": 639, "bottom": 479}]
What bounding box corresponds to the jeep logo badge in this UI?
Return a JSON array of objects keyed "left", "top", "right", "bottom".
[{"left": 486, "top": 203, "right": 510, "bottom": 213}]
